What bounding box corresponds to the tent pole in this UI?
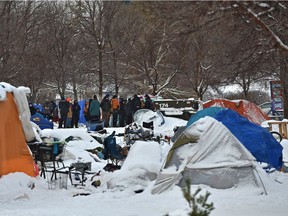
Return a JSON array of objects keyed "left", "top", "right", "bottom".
[{"left": 253, "top": 167, "right": 268, "bottom": 195}]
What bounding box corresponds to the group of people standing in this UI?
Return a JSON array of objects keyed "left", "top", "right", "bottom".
[
  {"left": 57, "top": 97, "right": 81, "bottom": 128},
  {"left": 84, "top": 93, "right": 155, "bottom": 128},
  {"left": 34, "top": 97, "right": 81, "bottom": 128},
  {"left": 31, "top": 93, "right": 155, "bottom": 129}
]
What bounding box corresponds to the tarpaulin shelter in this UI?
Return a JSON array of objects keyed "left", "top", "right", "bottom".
[
  {"left": 30, "top": 112, "right": 53, "bottom": 130},
  {"left": 152, "top": 117, "right": 267, "bottom": 194},
  {"left": 152, "top": 109, "right": 283, "bottom": 194},
  {"left": 203, "top": 99, "right": 270, "bottom": 125},
  {"left": 0, "top": 82, "right": 36, "bottom": 177},
  {"left": 186, "top": 108, "right": 283, "bottom": 170}
]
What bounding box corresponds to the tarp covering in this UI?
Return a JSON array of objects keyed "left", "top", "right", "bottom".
[
  {"left": 214, "top": 109, "right": 283, "bottom": 170},
  {"left": 30, "top": 113, "right": 53, "bottom": 130},
  {"left": 203, "top": 99, "right": 270, "bottom": 125},
  {"left": 78, "top": 99, "right": 87, "bottom": 124},
  {"left": 0, "top": 92, "right": 36, "bottom": 177},
  {"left": 186, "top": 107, "right": 224, "bottom": 128},
  {"left": 152, "top": 117, "right": 262, "bottom": 194}
]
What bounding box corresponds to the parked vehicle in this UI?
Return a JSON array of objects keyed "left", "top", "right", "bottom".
[
  {"left": 153, "top": 98, "right": 200, "bottom": 120},
  {"left": 259, "top": 101, "right": 283, "bottom": 119}
]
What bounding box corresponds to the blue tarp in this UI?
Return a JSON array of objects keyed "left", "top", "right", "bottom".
[
  {"left": 33, "top": 103, "right": 43, "bottom": 112},
  {"left": 186, "top": 108, "right": 283, "bottom": 170},
  {"left": 78, "top": 100, "right": 87, "bottom": 124},
  {"left": 30, "top": 112, "right": 53, "bottom": 130},
  {"left": 186, "top": 107, "right": 224, "bottom": 128},
  {"left": 214, "top": 109, "right": 283, "bottom": 170}
]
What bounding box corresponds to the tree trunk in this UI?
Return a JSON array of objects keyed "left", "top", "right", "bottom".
[
  {"left": 98, "top": 49, "right": 103, "bottom": 99},
  {"left": 280, "top": 51, "right": 288, "bottom": 119}
]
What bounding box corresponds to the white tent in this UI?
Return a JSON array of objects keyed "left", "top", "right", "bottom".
[{"left": 152, "top": 117, "right": 266, "bottom": 194}]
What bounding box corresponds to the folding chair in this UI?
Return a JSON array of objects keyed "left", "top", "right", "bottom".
[
  {"left": 68, "top": 162, "right": 92, "bottom": 186},
  {"left": 103, "top": 131, "right": 127, "bottom": 170},
  {"left": 29, "top": 140, "right": 67, "bottom": 181}
]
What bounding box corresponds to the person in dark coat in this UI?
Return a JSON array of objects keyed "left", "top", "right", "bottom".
[
  {"left": 43, "top": 98, "right": 52, "bottom": 119},
  {"left": 29, "top": 103, "right": 37, "bottom": 116},
  {"left": 100, "top": 94, "right": 111, "bottom": 127},
  {"left": 144, "top": 94, "right": 155, "bottom": 111},
  {"left": 50, "top": 100, "right": 57, "bottom": 116},
  {"left": 119, "top": 98, "right": 126, "bottom": 127},
  {"left": 131, "top": 94, "right": 141, "bottom": 116},
  {"left": 58, "top": 97, "right": 70, "bottom": 128},
  {"left": 124, "top": 98, "right": 133, "bottom": 125},
  {"left": 71, "top": 99, "right": 81, "bottom": 128}
]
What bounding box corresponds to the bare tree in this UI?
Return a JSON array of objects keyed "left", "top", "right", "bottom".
[
  {"left": 75, "top": 0, "right": 119, "bottom": 98},
  {"left": 231, "top": 1, "right": 288, "bottom": 116},
  {"left": 42, "top": 1, "right": 77, "bottom": 99}
]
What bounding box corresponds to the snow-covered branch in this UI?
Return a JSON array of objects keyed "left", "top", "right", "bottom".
[{"left": 234, "top": 3, "right": 288, "bottom": 52}]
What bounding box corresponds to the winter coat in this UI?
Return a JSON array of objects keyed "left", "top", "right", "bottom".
[
  {"left": 131, "top": 96, "right": 141, "bottom": 112},
  {"left": 89, "top": 99, "right": 100, "bottom": 117},
  {"left": 144, "top": 98, "right": 155, "bottom": 111},
  {"left": 100, "top": 98, "right": 111, "bottom": 112},
  {"left": 111, "top": 98, "right": 120, "bottom": 112},
  {"left": 43, "top": 101, "right": 51, "bottom": 115},
  {"left": 59, "top": 100, "right": 70, "bottom": 116},
  {"left": 72, "top": 102, "right": 81, "bottom": 117}
]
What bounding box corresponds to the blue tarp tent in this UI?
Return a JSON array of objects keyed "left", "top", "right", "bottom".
[
  {"left": 30, "top": 112, "right": 53, "bottom": 130},
  {"left": 186, "top": 107, "right": 224, "bottom": 128},
  {"left": 214, "top": 109, "right": 283, "bottom": 170},
  {"left": 185, "top": 108, "right": 283, "bottom": 170}
]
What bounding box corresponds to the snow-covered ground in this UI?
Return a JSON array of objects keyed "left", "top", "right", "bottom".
[{"left": 1, "top": 116, "right": 288, "bottom": 216}]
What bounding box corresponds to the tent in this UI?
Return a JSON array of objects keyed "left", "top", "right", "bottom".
[
  {"left": 203, "top": 98, "right": 270, "bottom": 125},
  {"left": 133, "top": 109, "right": 165, "bottom": 128},
  {"left": 186, "top": 108, "right": 283, "bottom": 170},
  {"left": 30, "top": 112, "right": 53, "bottom": 129},
  {"left": 152, "top": 116, "right": 267, "bottom": 194},
  {"left": 0, "top": 83, "right": 37, "bottom": 177},
  {"left": 186, "top": 107, "right": 224, "bottom": 128}
]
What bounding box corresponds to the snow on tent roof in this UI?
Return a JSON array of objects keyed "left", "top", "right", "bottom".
[
  {"left": 203, "top": 98, "right": 270, "bottom": 125},
  {"left": 214, "top": 109, "right": 283, "bottom": 170},
  {"left": 152, "top": 117, "right": 266, "bottom": 194},
  {"left": 186, "top": 107, "right": 283, "bottom": 170}
]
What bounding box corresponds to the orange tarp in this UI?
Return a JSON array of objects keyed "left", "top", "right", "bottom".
[
  {"left": 203, "top": 99, "right": 270, "bottom": 125},
  {"left": 0, "top": 92, "right": 36, "bottom": 177}
]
